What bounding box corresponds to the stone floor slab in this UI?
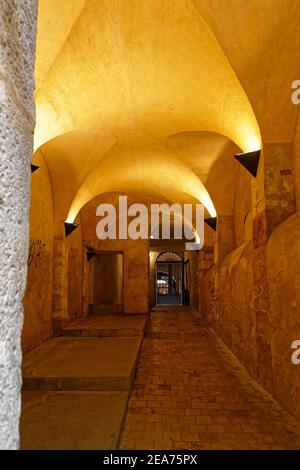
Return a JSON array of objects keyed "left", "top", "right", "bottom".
[
  {"left": 21, "top": 391, "right": 128, "bottom": 450},
  {"left": 22, "top": 337, "right": 142, "bottom": 391}
]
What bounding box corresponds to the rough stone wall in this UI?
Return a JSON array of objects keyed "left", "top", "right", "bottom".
[
  {"left": 203, "top": 221, "right": 300, "bottom": 422},
  {"left": 201, "top": 206, "right": 300, "bottom": 421},
  {"left": 267, "top": 213, "right": 300, "bottom": 420},
  {"left": 216, "top": 242, "right": 258, "bottom": 378},
  {"left": 22, "top": 152, "right": 54, "bottom": 353},
  {"left": 0, "top": 0, "right": 37, "bottom": 449},
  {"left": 200, "top": 140, "right": 300, "bottom": 422}
]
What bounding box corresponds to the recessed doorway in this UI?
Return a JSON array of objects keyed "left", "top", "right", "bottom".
[{"left": 92, "top": 252, "right": 123, "bottom": 313}]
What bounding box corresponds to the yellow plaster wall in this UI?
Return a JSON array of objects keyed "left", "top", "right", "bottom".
[
  {"left": 80, "top": 194, "right": 149, "bottom": 314},
  {"left": 22, "top": 153, "right": 54, "bottom": 353}
]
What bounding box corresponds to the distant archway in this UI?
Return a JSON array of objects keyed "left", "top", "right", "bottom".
[
  {"left": 156, "top": 252, "right": 182, "bottom": 263},
  {"left": 155, "top": 252, "right": 183, "bottom": 306}
]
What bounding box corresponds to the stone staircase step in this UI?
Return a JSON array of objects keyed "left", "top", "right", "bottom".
[
  {"left": 21, "top": 391, "right": 128, "bottom": 450},
  {"left": 22, "top": 336, "right": 142, "bottom": 391}
]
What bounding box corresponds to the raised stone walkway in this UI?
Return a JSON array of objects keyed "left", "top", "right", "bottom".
[{"left": 20, "top": 314, "right": 146, "bottom": 449}]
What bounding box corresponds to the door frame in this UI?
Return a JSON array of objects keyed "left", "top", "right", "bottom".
[
  {"left": 155, "top": 259, "right": 183, "bottom": 306},
  {"left": 88, "top": 250, "right": 125, "bottom": 310}
]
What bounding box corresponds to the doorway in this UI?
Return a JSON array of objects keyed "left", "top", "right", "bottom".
[
  {"left": 155, "top": 252, "right": 183, "bottom": 306},
  {"left": 93, "top": 252, "right": 123, "bottom": 313}
]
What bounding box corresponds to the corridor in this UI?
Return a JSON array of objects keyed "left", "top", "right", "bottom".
[
  {"left": 120, "top": 307, "right": 300, "bottom": 450},
  {"left": 3, "top": 0, "right": 300, "bottom": 451}
]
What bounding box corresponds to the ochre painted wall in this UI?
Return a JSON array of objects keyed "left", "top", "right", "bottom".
[
  {"left": 22, "top": 153, "right": 54, "bottom": 353},
  {"left": 67, "top": 218, "right": 83, "bottom": 321}
]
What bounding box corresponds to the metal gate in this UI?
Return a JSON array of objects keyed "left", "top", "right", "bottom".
[{"left": 156, "top": 261, "right": 183, "bottom": 305}]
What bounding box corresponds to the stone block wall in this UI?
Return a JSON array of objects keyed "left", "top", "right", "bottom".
[
  {"left": 201, "top": 226, "right": 300, "bottom": 421},
  {"left": 22, "top": 151, "right": 54, "bottom": 353},
  {"left": 199, "top": 140, "right": 300, "bottom": 421},
  {"left": 267, "top": 213, "right": 300, "bottom": 419}
]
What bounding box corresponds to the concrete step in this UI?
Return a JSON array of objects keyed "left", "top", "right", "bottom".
[
  {"left": 89, "top": 304, "right": 124, "bottom": 315},
  {"left": 21, "top": 391, "right": 128, "bottom": 450},
  {"left": 22, "top": 336, "right": 142, "bottom": 391},
  {"left": 62, "top": 314, "right": 147, "bottom": 338}
]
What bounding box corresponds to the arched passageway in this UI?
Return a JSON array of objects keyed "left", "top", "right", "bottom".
[
  {"left": 155, "top": 252, "right": 183, "bottom": 306},
  {"left": 1, "top": 0, "right": 300, "bottom": 451}
]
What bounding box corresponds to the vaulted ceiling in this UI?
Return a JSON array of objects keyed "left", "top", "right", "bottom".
[{"left": 33, "top": 0, "right": 299, "bottom": 223}]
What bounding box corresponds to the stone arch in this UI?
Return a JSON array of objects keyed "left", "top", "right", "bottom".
[{"left": 156, "top": 251, "right": 183, "bottom": 262}]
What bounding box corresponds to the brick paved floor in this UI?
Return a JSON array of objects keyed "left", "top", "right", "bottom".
[{"left": 119, "top": 307, "right": 300, "bottom": 450}]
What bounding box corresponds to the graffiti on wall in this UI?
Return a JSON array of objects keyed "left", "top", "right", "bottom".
[{"left": 28, "top": 240, "right": 46, "bottom": 267}]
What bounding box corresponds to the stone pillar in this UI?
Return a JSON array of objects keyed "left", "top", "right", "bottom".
[
  {"left": 0, "top": 0, "right": 37, "bottom": 449},
  {"left": 52, "top": 234, "right": 69, "bottom": 334}
]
